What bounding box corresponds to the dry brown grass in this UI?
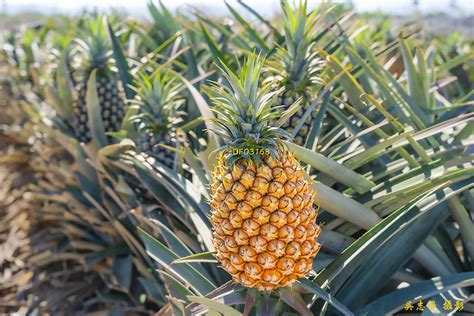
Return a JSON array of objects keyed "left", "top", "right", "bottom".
[{"left": 0, "top": 73, "right": 36, "bottom": 314}]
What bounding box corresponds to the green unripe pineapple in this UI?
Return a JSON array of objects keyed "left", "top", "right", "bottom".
[
  {"left": 269, "top": 0, "right": 322, "bottom": 146},
  {"left": 131, "top": 70, "right": 192, "bottom": 180},
  {"left": 73, "top": 16, "right": 125, "bottom": 143}
]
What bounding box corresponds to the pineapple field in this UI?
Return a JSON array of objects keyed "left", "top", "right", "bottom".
[{"left": 1, "top": 1, "right": 473, "bottom": 315}]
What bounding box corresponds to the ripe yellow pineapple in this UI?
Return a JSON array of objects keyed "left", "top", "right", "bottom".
[{"left": 209, "top": 56, "right": 320, "bottom": 291}]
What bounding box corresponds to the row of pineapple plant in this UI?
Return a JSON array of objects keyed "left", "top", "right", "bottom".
[{"left": 1, "top": 0, "right": 473, "bottom": 315}]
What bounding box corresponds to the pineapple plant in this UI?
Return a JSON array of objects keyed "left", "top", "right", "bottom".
[
  {"left": 73, "top": 16, "right": 125, "bottom": 143},
  {"left": 268, "top": 0, "right": 323, "bottom": 146},
  {"left": 131, "top": 70, "right": 192, "bottom": 179},
  {"left": 209, "top": 55, "right": 321, "bottom": 291}
]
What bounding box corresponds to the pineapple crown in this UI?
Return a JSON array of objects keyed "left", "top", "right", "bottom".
[
  {"left": 130, "top": 69, "right": 185, "bottom": 135},
  {"left": 75, "top": 15, "right": 112, "bottom": 75},
  {"left": 269, "top": 0, "right": 321, "bottom": 94},
  {"left": 210, "top": 54, "right": 290, "bottom": 165}
]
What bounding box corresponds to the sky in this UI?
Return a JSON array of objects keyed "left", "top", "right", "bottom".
[{"left": 2, "top": 0, "right": 474, "bottom": 17}]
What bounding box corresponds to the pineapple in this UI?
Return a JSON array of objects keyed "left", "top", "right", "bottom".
[
  {"left": 269, "top": 0, "right": 322, "bottom": 146},
  {"left": 132, "top": 71, "right": 192, "bottom": 179},
  {"left": 73, "top": 17, "right": 125, "bottom": 143},
  {"left": 209, "top": 55, "right": 320, "bottom": 291}
]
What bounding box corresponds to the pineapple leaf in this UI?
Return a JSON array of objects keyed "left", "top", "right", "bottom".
[
  {"left": 55, "top": 47, "right": 75, "bottom": 122},
  {"left": 243, "top": 289, "right": 257, "bottom": 316},
  {"left": 297, "top": 278, "right": 353, "bottom": 316},
  {"left": 106, "top": 18, "right": 134, "bottom": 99},
  {"left": 337, "top": 194, "right": 459, "bottom": 309},
  {"left": 186, "top": 295, "right": 243, "bottom": 316},
  {"left": 132, "top": 159, "right": 187, "bottom": 217},
  {"left": 169, "top": 297, "right": 188, "bottom": 316},
  {"left": 85, "top": 69, "right": 108, "bottom": 148},
  {"left": 178, "top": 73, "right": 215, "bottom": 132},
  {"left": 448, "top": 198, "right": 474, "bottom": 266},
  {"left": 186, "top": 282, "right": 246, "bottom": 313},
  {"left": 286, "top": 141, "right": 375, "bottom": 194},
  {"left": 84, "top": 245, "right": 128, "bottom": 267},
  {"left": 112, "top": 255, "right": 133, "bottom": 290},
  {"left": 224, "top": 2, "right": 269, "bottom": 53},
  {"left": 325, "top": 53, "right": 366, "bottom": 111},
  {"left": 342, "top": 129, "right": 415, "bottom": 170},
  {"left": 198, "top": 14, "right": 252, "bottom": 52},
  {"left": 435, "top": 50, "right": 474, "bottom": 74},
  {"left": 138, "top": 276, "right": 167, "bottom": 304},
  {"left": 315, "top": 178, "right": 471, "bottom": 302},
  {"left": 125, "top": 20, "right": 158, "bottom": 51},
  {"left": 182, "top": 145, "right": 210, "bottom": 188},
  {"left": 146, "top": 217, "right": 213, "bottom": 279},
  {"left": 173, "top": 252, "right": 217, "bottom": 264},
  {"left": 137, "top": 227, "right": 216, "bottom": 295},
  {"left": 159, "top": 270, "right": 194, "bottom": 301},
  {"left": 201, "top": 130, "right": 220, "bottom": 179},
  {"left": 237, "top": 0, "right": 282, "bottom": 40},
  {"left": 180, "top": 117, "right": 204, "bottom": 132},
  {"left": 305, "top": 91, "right": 332, "bottom": 150},
  {"left": 279, "top": 288, "right": 312, "bottom": 316},
  {"left": 132, "top": 158, "right": 214, "bottom": 251},
  {"left": 274, "top": 95, "right": 302, "bottom": 128},
  {"left": 199, "top": 21, "right": 230, "bottom": 68},
  {"left": 399, "top": 36, "right": 428, "bottom": 111},
  {"left": 312, "top": 182, "right": 380, "bottom": 230}
]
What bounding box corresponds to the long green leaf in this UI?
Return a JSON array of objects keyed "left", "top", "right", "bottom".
[
  {"left": 287, "top": 141, "right": 375, "bottom": 194},
  {"left": 106, "top": 19, "right": 134, "bottom": 100},
  {"left": 337, "top": 197, "right": 453, "bottom": 309},
  {"left": 225, "top": 2, "right": 269, "bottom": 53},
  {"left": 159, "top": 270, "right": 194, "bottom": 301},
  {"left": 137, "top": 227, "right": 216, "bottom": 295},
  {"left": 312, "top": 182, "right": 380, "bottom": 230},
  {"left": 173, "top": 252, "right": 217, "bottom": 264},
  {"left": 448, "top": 197, "right": 474, "bottom": 266},
  {"left": 55, "top": 48, "right": 74, "bottom": 122},
  {"left": 314, "top": 178, "right": 471, "bottom": 296},
  {"left": 279, "top": 288, "right": 312, "bottom": 316},
  {"left": 86, "top": 69, "right": 107, "bottom": 148},
  {"left": 298, "top": 279, "right": 354, "bottom": 316},
  {"left": 187, "top": 296, "right": 243, "bottom": 316}
]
